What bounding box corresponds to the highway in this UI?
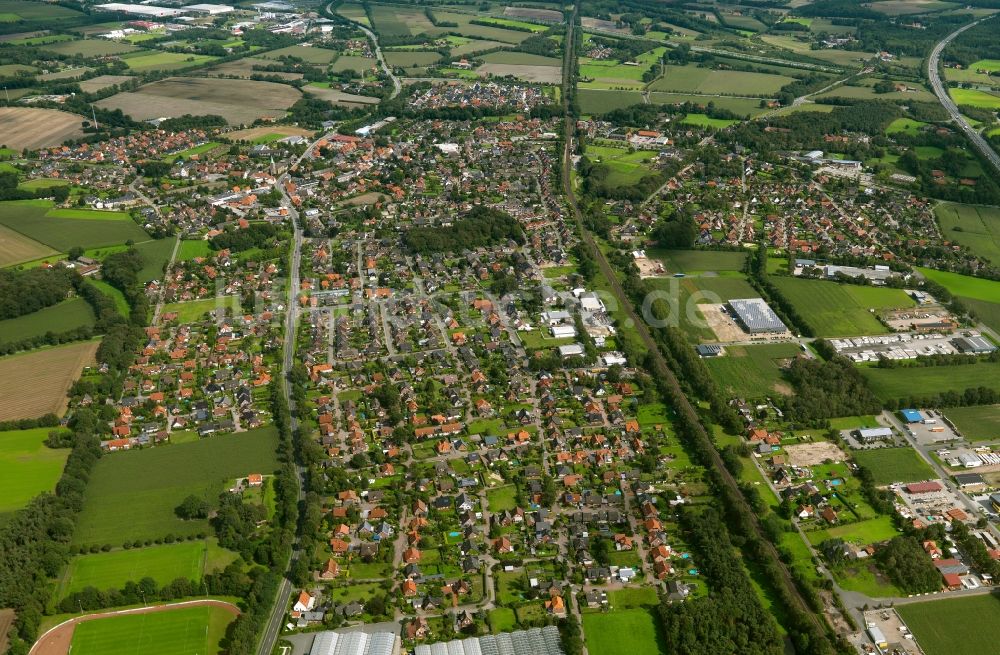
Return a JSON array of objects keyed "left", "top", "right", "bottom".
[{"left": 927, "top": 15, "right": 1000, "bottom": 176}]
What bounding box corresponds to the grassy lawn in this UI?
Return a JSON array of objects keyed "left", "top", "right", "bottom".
[
  {"left": 327, "top": 582, "right": 382, "bottom": 603},
  {"left": 162, "top": 296, "right": 241, "bottom": 323},
  {"left": 650, "top": 249, "right": 747, "bottom": 274},
  {"left": 898, "top": 594, "right": 1000, "bottom": 655},
  {"left": 487, "top": 485, "right": 518, "bottom": 511},
  {"left": 585, "top": 145, "right": 658, "bottom": 187},
  {"left": 886, "top": 117, "right": 927, "bottom": 136},
  {"left": 73, "top": 427, "right": 279, "bottom": 547},
  {"left": 176, "top": 239, "right": 213, "bottom": 261},
  {"left": 832, "top": 562, "right": 901, "bottom": 598},
  {"left": 0, "top": 297, "right": 95, "bottom": 345},
  {"left": 489, "top": 607, "right": 517, "bottom": 632},
  {"left": 58, "top": 540, "right": 215, "bottom": 599},
  {"left": 852, "top": 448, "right": 935, "bottom": 485},
  {"left": 770, "top": 276, "right": 913, "bottom": 337},
  {"left": 862, "top": 361, "right": 1000, "bottom": 402},
  {"left": 89, "top": 279, "right": 130, "bottom": 316},
  {"left": 704, "top": 342, "right": 801, "bottom": 398},
  {"left": 0, "top": 427, "right": 70, "bottom": 512},
  {"left": 681, "top": 113, "right": 738, "bottom": 128},
  {"left": 609, "top": 587, "right": 659, "bottom": 609},
  {"left": 582, "top": 609, "right": 664, "bottom": 655},
  {"left": 805, "top": 516, "right": 899, "bottom": 547},
  {"left": 69, "top": 604, "right": 234, "bottom": 655},
  {"left": 943, "top": 405, "right": 1000, "bottom": 442}
]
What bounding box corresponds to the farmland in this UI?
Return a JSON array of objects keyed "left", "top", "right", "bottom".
[
  {"left": 578, "top": 88, "right": 644, "bottom": 114},
  {"left": 862, "top": 361, "right": 1000, "bottom": 402},
  {"left": 42, "top": 38, "right": 136, "bottom": 57},
  {"left": 769, "top": 277, "right": 913, "bottom": 337},
  {"left": 260, "top": 44, "right": 339, "bottom": 64},
  {"left": 0, "top": 107, "right": 84, "bottom": 150},
  {"left": 649, "top": 64, "right": 794, "bottom": 95},
  {"left": 0, "top": 427, "right": 70, "bottom": 512},
  {"left": 582, "top": 609, "right": 663, "bottom": 655},
  {"left": 0, "top": 222, "right": 56, "bottom": 266},
  {"left": 704, "top": 343, "right": 801, "bottom": 397},
  {"left": 0, "top": 200, "right": 148, "bottom": 251},
  {"left": 934, "top": 203, "right": 1000, "bottom": 265},
  {"left": 652, "top": 249, "right": 747, "bottom": 274},
  {"left": 648, "top": 92, "right": 768, "bottom": 117},
  {"left": 78, "top": 74, "right": 133, "bottom": 94},
  {"left": 121, "top": 51, "right": 217, "bottom": 72},
  {"left": 944, "top": 405, "right": 1000, "bottom": 442},
  {"left": 97, "top": 77, "right": 300, "bottom": 126},
  {"left": 898, "top": 594, "right": 1000, "bottom": 655},
  {"left": 949, "top": 87, "right": 1000, "bottom": 109},
  {"left": 69, "top": 604, "right": 237, "bottom": 655},
  {"left": 852, "top": 448, "right": 935, "bottom": 485},
  {"left": 0, "top": 297, "right": 95, "bottom": 345},
  {"left": 916, "top": 267, "right": 1000, "bottom": 303},
  {"left": 0, "top": 340, "right": 98, "bottom": 421},
  {"left": 72, "top": 427, "right": 280, "bottom": 547},
  {"left": 57, "top": 540, "right": 236, "bottom": 599}
]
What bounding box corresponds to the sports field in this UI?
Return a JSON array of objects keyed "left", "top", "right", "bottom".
[
  {"left": 0, "top": 340, "right": 98, "bottom": 421},
  {"left": 0, "top": 297, "right": 95, "bottom": 345},
  {"left": 862, "top": 361, "right": 1000, "bottom": 402},
  {"left": 852, "top": 447, "right": 935, "bottom": 485},
  {"left": 704, "top": 343, "right": 801, "bottom": 397},
  {"left": 0, "top": 200, "right": 148, "bottom": 251},
  {"left": 898, "top": 594, "right": 1000, "bottom": 655},
  {"left": 69, "top": 604, "right": 236, "bottom": 655},
  {"left": 649, "top": 64, "right": 793, "bottom": 95},
  {"left": 73, "top": 427, "right": 280, "bottom": 547},
  {"left": 0, "top": 107, "right": 84, "bottom": 150},
  {"left": 0, "top": 427, "right": 70, "bottom": 512},
  {"left": 582, "top": 609, "right": 663, "bottom": 655},
  {"left": 770, "top": 277, "right": 913, "bottom": 337},
  {"left": 944, "top": 405, "right": 1000, "bottom": 442},
  {"left": 934, "top": 203, "right": 1000, "bottom": 265}
]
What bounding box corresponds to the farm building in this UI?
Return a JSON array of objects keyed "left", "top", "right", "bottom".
[
  {"left": 900, "top": 409, "right": 924, "bottom": 423},
  {"left": 727, "top": 298, "right": 788, "bottom": 334},
  {"left": 855, "top": 427, "right": 892, "bottom": 443},
  {"left": 951, "top": 335, "right": 997, "bottom": 354},
  {"left": 310, "top": 630, "right": 396, "bottom": 655},
  {"left": 414, "top": 626, "right": 563, "bottom": 655}
]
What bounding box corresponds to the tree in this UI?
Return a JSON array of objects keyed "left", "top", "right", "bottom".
[{"left": 175, "top": 494, "right": 210, "bottom": 519}]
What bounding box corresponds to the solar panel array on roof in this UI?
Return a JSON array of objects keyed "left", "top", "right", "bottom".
[
  {"left": 411, "top": 626, "right": 563, "bottom": 655},
  {"left": 727, "top": 298, "right": 787, "bottom": 334},
  {"left": 309, "top": 631, "right": 396, "bottom": 655}
]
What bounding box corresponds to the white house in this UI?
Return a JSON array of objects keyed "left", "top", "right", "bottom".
[
  {"left": 551, "top": 324, "right": 577, "bottom": 339},
  {"left": 293, "top": 591, "right": 316, "bottom": 612}
]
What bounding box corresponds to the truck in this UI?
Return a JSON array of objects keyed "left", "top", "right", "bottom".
[{"left": 923, "top": 419, "right": 938, "bottom": 425}]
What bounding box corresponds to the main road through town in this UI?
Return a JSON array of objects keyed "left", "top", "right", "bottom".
[{"left": 927, "top": 15, "right": 1000, "bottom": 176}]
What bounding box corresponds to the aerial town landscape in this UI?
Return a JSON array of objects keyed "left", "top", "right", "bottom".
[{"left": 0, "top": 0, "right": 1000, "bottom": 654}]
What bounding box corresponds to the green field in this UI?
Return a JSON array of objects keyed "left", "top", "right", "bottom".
[
  {"left": 486, "top": 485, "right": 517, "bottom": 511},
  {"left": 162, "top": 295, "right": 241, "bottom": 323},
  {"left": 898, "top": 594, "right": 1000, "bottom": 655},
  {"left": 805, "top": 516, "right": 899, "bottom": 547},
  {"left": 862, "top": 361, "right": 1000, "bottom": 402},
  {"left": 770, "top": 277, "right": 913, "bottom": 337},
  {"left": 585, "top": 145, "right": 658, "bottom": 186},
  {"left": 0, "top": 200, "right": 148, "bottom": 251},
  {"left": 649, "top": 64, "right": 793, "bottom": 95},
  {"left": 330, "top": 55, "right": 377, "bottom": 73},
  {"left": 0, "top": 297, "right": 95, "bottom": 345},
  {"left": 177, "top": 239, "right": 213, "bottom": 261},
  {"left": 122, "top": 51, "right": 217, "bottom": 72},
  {"left": 704, "top": 343, "right": 802, "bottom": 398},
  {"left": 260, "top": 44, "right": 338, "bottom": 64},
  {"left": 582, "top": 609, "right": 664, "bottom": 655},
  {"left": 578, "top": 88, "right": 644, "bottom": 114},
  {"left": 886, "top": 117, "right": 927, "bottom": 136},
  {"left": 43, "top": 38, "right": 136, "bottom": 57},
  {"left": 944, "top": 405, "right": 1000, "bottom": 442},
  {"left": 950, "top": 87, "right": 1000, "bottom": 109},
  {"left": 73, "top": 427, "right": 279, "bottom": 547},
  {"left": 645, "top": 274, "right": 759, "bottom": 340},
  {"left": 647, "top": 92, "right": 768, "bottom": 117},
  {"left": 916, "top": 267, "right": 1000, "bottom": 303},
  {"left": 489, "top": 607, "right": 517, "bottom": 632},
  {"left": 681, "top": 113, "right": 738, "bottom": 128},
  {"left": 88, "top": 279, "right": 129, "bottom": 316},
  {"left": 58, "top": 540, "right": 228, "bottom": 598},
  {"left": 852, "top": 447, "right": 935, "bottom": 485},
  {"left": 384, "top": 50, "right": 441, "bottom": 67},
  {"left": 935, "top": 203, "right": 1000, "bottom": 266},
  {"left": 652, "top": 249, "right": 747, "bottom": 273},
  {"left": 0, "top": 427, "right": 70, "bottom": 512},
  {"left": 70, "top": 604, "right": 235, "bottom": 655},
  {"left": 134, "top": 237, "right": 176, "bottom": 283}
]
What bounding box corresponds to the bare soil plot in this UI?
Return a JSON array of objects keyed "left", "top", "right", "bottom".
[
  {"left": 0, "top": 223, "right": 57, "bottom": 266},
  {"left": 784, "top": 442, "right": 847, "bottom": 466},
  {"left": 0, "top": 340, "right": 98, "bottom": 421},
  {"left": 96, "top": 77, "right": 301, "bottom": 125},
  {"left": 0, "top": 608, "right": 12, "bottom": 654},
  {"left": 78, "top": 74, "right": 132, "bottom": 93},
  {"left": 304, "top": 86, "right": 379, "bottom": 106},
  {"left": 0, "top": 107, "right": 84, "bottom": 150},
  {"left": 700, "top": 303, "right": 749, "bottom": 342},
  {"left": 206, "top": 57, "right": 302, "bottom": 80},
  {"left": 504, "top": 6, "right": 563, "bottom": 22},
  {"left": 223, "top": 125, "right": 314, "bottom": 142},
  {"left": 477, "top": 63, "right": 561, "bottom": 83}
]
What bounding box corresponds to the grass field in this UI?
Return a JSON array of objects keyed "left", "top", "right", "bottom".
[
  {"left": 0, "top": 340, "right": 98, "bottom": 421},
  {"left": 649, "top": 64, "right": 793, "bottom": 95},
  {"left": 134, "top": 237, "right": 176, "bottom": 283},
  {"left": 486, "top": 485, "right": 517, "bottom": 512},
  {"left": 704, "top": 342, "right": 801, "bottom": 397},
  {"left": 935, "top": 203, "right": 1000, "bottom": 266},
  {"left": 73, "top": 427, "right": 280, "bottom": 547},
  {"left": 950, "top": 87, "right": 1000, "bottom": 109},
  {"left": 0, "top": 427, "right": 69, "bottom": 512},
  {"left": 645, "top": 271, "right": 758, "bottom": 341},
  {"left": 70, "top": 604, "right": 235, "bottom": 655},
  {"left": 886, "top": 117, "right": 927, "bottom": 136},
  {"left": 647, "top": 92, "right": 768, "bottom": 117},
  {"left": 770, "top": 276, "right": 913, "bottom": 337},
  {"left": 944, "top": 405, "right": 1000, "bottom": 442},
  {"left": 682, "top": 113, "right": 738, "bottom": 128},
  {"left": 0, "top": 297, "right": 95, "bottom": 345},
  {"left": 162, "top": 296, "right": 241, "bottom": 323},
  {"left": 43, "top": 38, "right": 136, "bottom": 57},
  {"left": 0, "top": 200, "right": 148, "bottom": 251},
  {"left": 88, "top": 279, "right": 129, "bottom": 316},
  {"left": 489, "top": 607, "right": 517, "bottom": 633},
  {"left": 582, "top": 609, "right": 663, "bottom": 655},
  {"left": 121, "top": 51, "right": 217, "bottom": 72},
  {"left": 916, "top": 267, "right": 1000, "bottom": 303},
  {"left": 176, "top": 239, "right": 213, "bottom": 261},
  {"left": 862, "top": 361, "right": 1000, "bottom": 402},
  {"left": 852, "top": 447, "right": 935, "bottom": 485},
  {"left": 260, "top": 44, "right": 338, "bottom": 64},
  {"left": 652, "top": 249, "right": 747, "bottom": 273},
  {"left": 805, "top": 515, "right": 899, "bottom": 547},
  {"left": 578, "top": 88, "right": 643, "bottom": 114},
  {"left": 586, "top": 145, "right": 658, "bottom": 186},
  {"left": 898, "top": 594, "right": 1000, "bottom": 655}
]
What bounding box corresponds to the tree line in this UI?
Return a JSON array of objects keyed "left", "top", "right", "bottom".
[{"left": 403, "top": 206, "right": 525, "bottom": 253}]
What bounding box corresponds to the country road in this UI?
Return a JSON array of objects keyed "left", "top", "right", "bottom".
[
  {"left": 325, "top": 1, "right": 401, "bottom": 100},
  {"left": 927, "top": 15, "right": 1000, "bottom": 176}
]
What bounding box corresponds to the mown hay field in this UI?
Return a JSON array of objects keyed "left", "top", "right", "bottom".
[{"left": 0, "top": 340, "right": 98, "bottom": 421}]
